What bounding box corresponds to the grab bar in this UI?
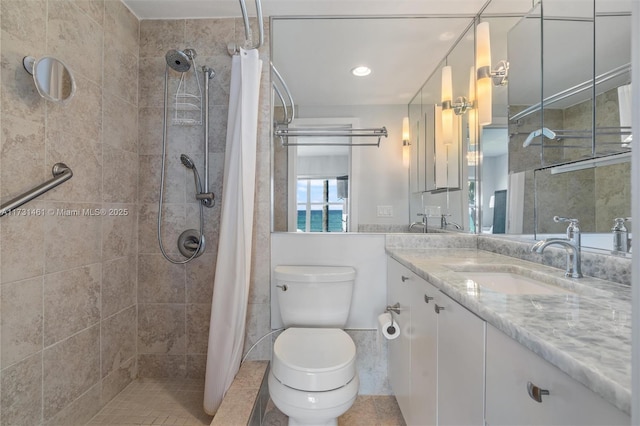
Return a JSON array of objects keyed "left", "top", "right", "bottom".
[
  {"left": 0, "top": 163, "right": 73, "bottom": 217},
  {"left": 228, "top": 0, "right": 264, "bottom": 54}
]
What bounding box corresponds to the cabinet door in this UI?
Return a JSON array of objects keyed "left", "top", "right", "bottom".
[
  {"left": 409, "top": 278, "right": 438, "bottom": 426},
  {"left": 386, "top": 258, "right": 413, "bottom": 420},
  {"left": 485, "top": 325, "right": 629, "bottom": 426},
  {"left": 436, "top": 292, "right": 485, "bottom": 426}
]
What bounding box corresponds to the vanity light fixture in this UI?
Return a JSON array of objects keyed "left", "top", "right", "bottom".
[
  {"left": 351, "top": 66, "right": 371, "bottom": 77},
  {"left": 467, "top": 66, "right": 477, "bottom": 146},
  {"left": 441, "top": 65, "right": 453, "bottom": 145},
  {"left": 402, "top": 117, "right": 411, "bottom": 168},
  {"left": 475, "top": 21, "right": 509, "bottom": 127}
]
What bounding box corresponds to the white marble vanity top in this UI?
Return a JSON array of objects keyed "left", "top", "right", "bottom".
[{"left": 386, "top": 247, "right": 631, "bottom": 415}]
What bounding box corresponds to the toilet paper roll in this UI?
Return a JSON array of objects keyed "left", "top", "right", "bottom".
[{"left": 377, "top": 312, "right": 400, "bottom": 340}]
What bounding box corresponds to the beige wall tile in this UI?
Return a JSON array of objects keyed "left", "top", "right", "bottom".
[
  {"left": 102, "top": 203, "right": 136, "bottom": 260},
  {"left": 105, "top": 0, "right": 139, "bottom": 56},
  {"left": 0, "top": 201, "right": 45, "bottom": 284},
  {"left": 138, "top": 106, "right": 164, "bottom": 155},
  {"left": 139, "top": 20, "right": 184, "bottom": 58},
  {"left": 102, "top": 306, "right": 136, "bottom": 378},
  {"left": 185, "top": 251, "right": 215, "bottom": 303},
  {"left": 43, "top": 325, "right": 100, "bottom": 420},
  {"left": 138, "top": 353, "right": 186, "bottom": 378},
  {"left": 185, "top": 19, "right": 236, "bottom": 57},
  {"left": 44, "top": 381, "right": 103, "bottom": 426},
  {"left": 47, "top": 73, "right": 103, "bottom": 145},
  {"left": 137, "top": 57, "right": 165, "bottom": 107},
  {"left": 103, "top": 94, "right": 138, "bottom": 153},
  {"left": 100, "top": 355, "right": 136, "bottom": 404},
  {"left": 186, "top": 354, "right": 206, "bottom": 379},
  {"left": 139, "top": 154, "right": 186, "bottom": 204},
  {"left": 1, "top": 352, "right": 43, "bottom": 426},
  {"left": 186, "top": 303, "right": 210, "bottom": 354},
  {"left": 1, "top": 277, "right": 43, "bottom": 368},
  {"left": 0, "top": 113, "right": 46, "bottom": 199},
  {"left": 44, "top": 202, "right": 102, "bottom": 273},
  {"left": 46, "top": 128, "right": 102, "bottom": 203},
  {"left": 44, "top": 264, "right": 101, "bottom": 346},
  {"left": 138, "top": 304, "right": 185, "bottom": 354},
  {"left": 102, "top": 256, "right": 136, "bottom": 318},
  {"left": 104, "top": 36, "right": 138, "bottom": 105},
  {"left": 74, "top": 0, "right": 105, "bottom": 26},
  {"left": 138, "top": 254, "right": 185, "bottom": 302},
  {"left": 103, "top": 146, "right": 138, "bottom": 203},
  {"left": 48, "top": 0, "right": 104, "bottom": 85}
]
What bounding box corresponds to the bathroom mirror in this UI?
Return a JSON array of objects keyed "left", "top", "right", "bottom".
[
  {"left": 503, "top": 0, "right": 633, "bottom": 253},
  {"left": 23, "top": 55, "right": 76, "bottom": 104},
  {"left": 271, "top": 16, "right": 474, "bottom": 232}
]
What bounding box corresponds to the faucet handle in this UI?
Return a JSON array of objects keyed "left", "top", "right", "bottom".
[{"left": 553, "top": 216, "right": 579, "bottom": 225}]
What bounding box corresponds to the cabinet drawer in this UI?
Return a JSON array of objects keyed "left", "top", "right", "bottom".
[{"left": 485, "top": 325, "right": 629, "bottom": 426}]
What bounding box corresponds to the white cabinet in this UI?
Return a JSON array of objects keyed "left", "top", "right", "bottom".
[
  {"left": 387, "top": 257, "right": 485, "bottom": 426},
  {"left": 485, "top": 325, "right": 629, "bottom": 426},
  {"left": 435, "top": 291, "right": 485, "bottom": 426}
]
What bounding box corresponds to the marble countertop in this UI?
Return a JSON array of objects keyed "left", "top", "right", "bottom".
[{"left": 386, "top": 247, "right": 632, "bottom": 415}]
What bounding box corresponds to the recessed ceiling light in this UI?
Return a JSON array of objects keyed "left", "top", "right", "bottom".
[{"left": 351, "top": 66, "right": 372, "bottom": 77}]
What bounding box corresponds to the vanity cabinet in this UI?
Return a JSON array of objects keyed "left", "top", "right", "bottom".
[
  {"left": 387, "top": 257, "right": 485, "bottom": 425},
  {"left": 485, "top": 324, "right": 629, "bottom": 426}
]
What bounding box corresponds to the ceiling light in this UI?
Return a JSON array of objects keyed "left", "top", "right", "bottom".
[{"left": 351, "top": 66, "right": 371, "bottom": 77}]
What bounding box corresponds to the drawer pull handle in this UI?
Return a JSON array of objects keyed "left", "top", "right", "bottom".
[
  {"left": 434, "top": 304, "right": 445, "bottom": 314},
  {"left": 424, "top": 294, "right": 434, "bottom": 304},
  {"left": 401, "top": 275, "right": 410, "bottom": 282},
  {"left": 527, "top": 381, "right": 549, "bottom": 403}
]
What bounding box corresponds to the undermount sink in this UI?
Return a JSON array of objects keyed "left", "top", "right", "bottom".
[
  {"left": 446, "top": 264, "right": 578, "bottom": 295},
  {"left": 460, "top": 271, "right": 574, "bottom": 295}
]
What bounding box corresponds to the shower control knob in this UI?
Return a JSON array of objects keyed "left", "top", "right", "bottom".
[{"left": 276, "top": 284, "right": 288, "bottom": 292}]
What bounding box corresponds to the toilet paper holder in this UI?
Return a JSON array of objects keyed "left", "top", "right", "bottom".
[{"left": 386, "top": 302, "right": 402, "bottom": 315}]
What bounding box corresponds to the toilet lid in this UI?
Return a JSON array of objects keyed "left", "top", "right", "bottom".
[{"left": 272, "top": 328, "right": 357, "bottom": 392}]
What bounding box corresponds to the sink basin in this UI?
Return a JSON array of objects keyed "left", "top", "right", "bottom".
[
  {"left": 461, "top": 271, "right": 574, "bottom": 295},
  {"left": 445, "top": 264, "right": 579, "bottom": 295}
]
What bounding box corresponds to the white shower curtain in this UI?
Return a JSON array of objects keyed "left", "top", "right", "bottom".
[{"left": 203, "top": 48, "right": 262, "bottom": 415}]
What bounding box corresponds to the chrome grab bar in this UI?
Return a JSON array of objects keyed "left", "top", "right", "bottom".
[{"left": 0, "top": 163, "right": 73, "bottom": 217}]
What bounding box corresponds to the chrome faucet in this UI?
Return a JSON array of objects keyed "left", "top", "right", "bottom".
[
  {"left": 441, "top": 214, "right": 462, "bottom": 230},
  {"left": 531, "top": 216, "right": 582, "bottom": 278},
  {"left": 409, "top": 213, "right": 428, "bottom": 233}
]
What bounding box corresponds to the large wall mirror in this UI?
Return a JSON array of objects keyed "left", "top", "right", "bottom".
[{"left": 505, "top": 0, "right": 632, "bottom": 255}]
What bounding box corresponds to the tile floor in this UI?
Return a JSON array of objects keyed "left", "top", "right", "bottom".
[
  {"left": 263, "top": 395, "right": 406, "bottom": 426},
  {"left": 87, "top": 378, "right": 213, "bottom": 425},
  {"left": 87, "top": 377, "right": 405, "bottom": 426}
]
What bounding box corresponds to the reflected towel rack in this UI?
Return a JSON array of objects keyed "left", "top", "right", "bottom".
[
  {"left": 228, "top": 0, "right": 264, "bottom": 54},
  {"left": 521, "top": 126, "right": 632, "bottom": 147},
  {"left": 275, "top": 126, "right": 388, "bottom": 147},
  {"left": 0, "top": 163, "right": 73, "bottom": 217},
  {"left": 510, "top": 63, "right": 631, "bottom": 122}
]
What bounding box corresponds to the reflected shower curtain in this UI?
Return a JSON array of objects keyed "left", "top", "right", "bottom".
[{"left": 204, "top": 48, "right": 262, "bottom": 415}]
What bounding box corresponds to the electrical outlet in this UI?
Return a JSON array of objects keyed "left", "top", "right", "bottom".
[{"left": 377, "top": 205, "right": 393, "bottom": 217}]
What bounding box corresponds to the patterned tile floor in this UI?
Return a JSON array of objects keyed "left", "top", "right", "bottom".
[
  {"left": 87, "top": 377, "right": 405, "bottom": 426},
  {"left": 87, "top": 378, "right": 213, "bottom": 425}
]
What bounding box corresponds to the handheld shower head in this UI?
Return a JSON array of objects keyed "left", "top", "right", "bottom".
[
  {"left": 180, "top": 154, "right": 195, "bottom": 169},
  {"left": 165, "top": 49, "right": 192, "bottom": 72}
]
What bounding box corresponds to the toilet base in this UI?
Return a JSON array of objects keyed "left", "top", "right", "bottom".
[{"left": 268, "top": 370, "right": 359, "bottom": 426}]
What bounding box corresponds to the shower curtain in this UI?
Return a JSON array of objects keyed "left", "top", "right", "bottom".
[{"left": 203, "top": 47, "right": 263, "bottom": 415}]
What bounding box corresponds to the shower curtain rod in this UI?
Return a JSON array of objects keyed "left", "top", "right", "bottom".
[{"left": 227, "top": 0, "right": 264, "bottom": 55}]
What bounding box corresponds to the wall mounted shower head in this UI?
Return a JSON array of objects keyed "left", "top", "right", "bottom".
[
  {"left": 180, "top": 154, "right": 196, "bottom": 169},
  {"left": 165, "top": 49, "right": 192, "bottom": 72}
]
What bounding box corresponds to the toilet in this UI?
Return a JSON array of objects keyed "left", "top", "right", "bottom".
[{"left": 269, "top": 265, "right": 359, "bottom": 426}]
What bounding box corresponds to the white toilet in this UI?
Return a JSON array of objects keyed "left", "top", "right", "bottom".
[{"left": 269, "top": 265, "right": 359, "bottom": 426}]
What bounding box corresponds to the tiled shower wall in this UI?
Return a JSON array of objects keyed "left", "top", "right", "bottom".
[
  {"left": 0, "top": 0, "right": 139, "bottom": 424},
  {"left": 136, "top": 18, "right": 272, "bottom": 378}
]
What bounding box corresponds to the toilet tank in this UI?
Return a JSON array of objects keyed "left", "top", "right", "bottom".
[{"left": 274, "top": 265, "right": 356, "bottom": 328}]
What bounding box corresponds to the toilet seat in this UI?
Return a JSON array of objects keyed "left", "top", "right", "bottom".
[{"left": 272, "top": 328, "right": 356, "bottom": 392}]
